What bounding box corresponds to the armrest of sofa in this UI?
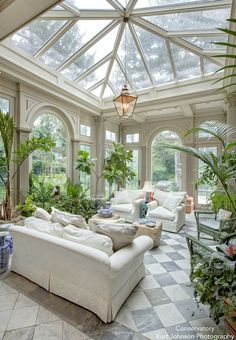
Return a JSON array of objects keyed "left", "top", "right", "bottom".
[
  {"left": 146, "top": 200, "right": 158, "bottom": 211},
  {"left": 110, "top": 235, "right": 153, "bottom": 276},
  {"left": 132, "top": 198, "right": 145, "bottom": 206}
]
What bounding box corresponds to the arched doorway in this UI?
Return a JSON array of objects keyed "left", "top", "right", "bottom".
[
  {"left": 151, "top": 130, "right": 182, "bottom": 191},
  {"left": 32, "top": 113, "right": 68, "bottom": 187}
]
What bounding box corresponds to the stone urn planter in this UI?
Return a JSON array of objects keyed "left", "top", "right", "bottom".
[{"left": 0, "top": 231, "right": 10, "bottom": 273}]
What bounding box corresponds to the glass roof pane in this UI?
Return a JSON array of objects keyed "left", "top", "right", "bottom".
[
  {"left": 184, "top": 36, "right": 228, "bottom": 49},
  {"left": 134, "top": 25, "right": 174, "bottom": 85},
  {"left": 9, "top": 20, "right": 66, "bottom": 55},
  {"left": 92, "top": 85, "right": 103, "bottom": 97},
  {"left": 40, "top": 20, "right": 111, "bottom": 69},
  {"left": 78, "top": 61, "right": 109, "bottom": 89},
  {"left": 135, "top": 0, "right": 219, "bottom": 7},
  {"left": 109, "top": 60, "right": 125, "bottom": 92},
  {"left": 145, "top": 8, "right": 230, "bottom": 31},
  {"left": 118, "top": 27, "right": 152, "bottom": 90},
  {"left": 204, "top": 60, "right": 219, "bottom": 74},
  {"left": 104, "top": 85, "right": 114, "bottom": 97},
  {"left": 53, "top": 5, "right": 64, "bottom": 10},
  {"left": 65, "top": 0, "right": 113, "bottom": 10},
  {"left": 171, "top": 44, "right": 200, "bottom": 80},
  {"left": 61, "top": 26, "right": 118, "bottom": 80},
  {"left": 117, "top": 0, "right": 127, "bottom": 7}
]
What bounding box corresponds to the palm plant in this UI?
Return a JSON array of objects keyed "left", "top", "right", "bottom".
[
  {"left": 0, "top": 110, "right": 55, "bottom": 220},
  {"left": 162, "top": 121, "right": 236, "bottom": 214}
]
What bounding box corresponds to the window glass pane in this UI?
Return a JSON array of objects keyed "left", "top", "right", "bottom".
[
  {"left": 184, "top": 36, "right": 228, "bottom": 49},
  {"left": 126, "top": 133, "right": 139, "bottom": 143},
  {"left": 204, "top": 60, "right": 219, "bottom": 74},
  {"left": 91, "top": 86, "right": 102, "bottom": 97},
  {"left": 152, "top": 131, "right": 182, "bottom": 191},
  {"left": 135, "top": 0, "right": 219, "bottom": 8},
  {"left": 118, "top": 27, "right": 152, "bottom": 90},
  {"left": 171, "top": 44, "right": 200, "bottom": 80},
  {"left": 127, "top": 149, "right": 139, "bottom": 189},
  {"left": 134, "top": 25, "right": 174, "bottom": 85},
  {"left": 144, "top": 8, "right": 230, "bottom": 31},
  {"left": 105, "top": 130, "right": 116, "bottom": 141},
  {"left": 0, "top": 98, "right": 10, "bottom": 203},
  {"left": 9, "top": 20, "right": 66, "bottom": 55},
  {"left": 109, "top": 60, "right": 126, "bottom": 93},
  {"left": 41, "top": 20, "right": 111, "bottom": 69},
  {"left": 32, "top": 113, "right": 67, "bottom": 187},
  {"left": 103, "top": 85, "right": 114, "bottom": 97},
  {"left": 80, "top": 124, "right": 91, "bottom": 136},
  {"left": 80, "top": 144, "right": 91, "bottom": 195},
  {"left": 197, "top": 147, "right": 217, "bottom": 205},
  {"left": 65, "top": 0, "right": 114, "bottom": 10},
  {"left": 62, "top": 26, "right": 118, "bottom": 80},
  {"left": 78, "top": 61, "right": 109, "bottom": 89}
]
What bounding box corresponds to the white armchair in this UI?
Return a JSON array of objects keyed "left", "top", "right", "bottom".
[
  {"left": 146, "top": 190, "right": 187, "bottom": 233},
  {"left": 111, "top": 190, "right": 146, "bottom": 223}
]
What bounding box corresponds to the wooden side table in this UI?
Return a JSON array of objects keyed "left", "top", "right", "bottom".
[{"left": 134, "top": 221, "right": 162, "bottom": 247}]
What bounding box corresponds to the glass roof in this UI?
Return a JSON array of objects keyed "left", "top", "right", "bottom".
[{"left": 5, "top": 0, "right": 231, "bottom": 99}]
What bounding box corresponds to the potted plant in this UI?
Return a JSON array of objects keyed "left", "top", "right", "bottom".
[{"left": 0, "top": 110, "right": 55, "bottom": 220}]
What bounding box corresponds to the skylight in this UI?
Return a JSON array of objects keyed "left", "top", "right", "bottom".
[{"left": 5, "top": 0, "right": 231, "bottom": 99}]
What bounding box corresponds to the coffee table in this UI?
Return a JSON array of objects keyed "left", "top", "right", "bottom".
[{"left": 134, "top": 220, "right": 162, "bottom": 247}]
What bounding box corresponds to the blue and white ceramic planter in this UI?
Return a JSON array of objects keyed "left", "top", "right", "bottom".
[{"left": 0, "top": 231, "right": 10, "bottom": 273}]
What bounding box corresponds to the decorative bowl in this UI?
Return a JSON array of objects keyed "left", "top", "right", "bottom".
[{"left": 97, "top": 208, "right": 113, "bottom": 218}]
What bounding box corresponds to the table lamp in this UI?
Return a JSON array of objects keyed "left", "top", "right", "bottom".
[{"left": 142, "top": 181, "right": 154, "bottom": 202}]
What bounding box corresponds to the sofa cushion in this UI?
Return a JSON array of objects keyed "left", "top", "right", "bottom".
[
  {"left": 216, "top": 209, "right": 232, "bottom": 221},
  {"left": 112, "top": 204, "right": 133, "bottom": 213},
  {"left": 115, "top": 190, "right": 130, "bottom": 204},
  {"left": 162, "top": 195, "right": 184, "bottom": 212},
  {"left": 51, "top": 208, "right": 87, "bottom": 229},
  {"left": 63, "top": 225, "right": 113, "bottom": 256},
  {"left": 149, "top": 206, "right": 175, "bottom": 221},
  {"left": 153, "top": 190, "right": 169, "bottom": 206},
  {"left": 25, "top": 216, "right": 63, "bottom": 237},
  {"left": 128, "top": 190, "right": 145, "bottom": 201},
  {"left": 200, "top": 219, "right": 220, "bottom": 230},
  {"left": 34, "top": 207, "right": 51, "bottom": 222},
  {"left": 93, "top": 222, "right": 138, "bottom": 251}
]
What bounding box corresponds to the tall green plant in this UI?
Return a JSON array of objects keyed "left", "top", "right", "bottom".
[
  {"left": 162, "top": 121, "right": 236, "bottom": 214},
  {"left": 104, "top": 142, "right": 136, "bottom": 197},
  {"left": 0, "top": 111, "right": 55, "bottom": 220}
]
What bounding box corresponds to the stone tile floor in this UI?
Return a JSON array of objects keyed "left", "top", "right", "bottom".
[{"left": 0, "top": 213, "right": 229, "bottom": 339}]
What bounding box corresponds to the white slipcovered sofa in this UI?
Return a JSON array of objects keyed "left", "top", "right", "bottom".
[
  {"left": 9, "top": 225, "right": 153, "bottom": 323},
  {"left": 146, "top": 190, "right": 187, "bottom": 233},
  {"left": 111, "top": 189, "right": 146, "bottom": 223}
]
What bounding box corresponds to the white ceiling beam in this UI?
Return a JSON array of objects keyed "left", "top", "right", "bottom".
[
  {"left": 41, "top": 10, "right": 77, "bottom": 20},
  {"left": 131, "top": 17, "right": 224, "bottom": 66},
  {"left": 60, "top": 2, "right": 80, "bottom": 15},
  {"left": 200, "top": 57, "right": 204, "bottom": 77},
  {"left": 34, "top": 20, "right": 77, "bottom": 58},
  {"left": 126, "top": 0, "right": 139, "bottom": 17},
  {"left": 165, "top": 40, "right": 177, "bottom": 80},
  {"left": 57, "top": 20, "right": 120, "bottom": 72},
  {"left": 106, "top": 0, "right": 125, "bottom": 14},
  {"left": 0, "top": 0, "right": 62, "bottom": 40},
  {"left": 108, "top": 80, "right": 116, "bottom": 94},
  {"left": 42, "top": 9, "right": 120, "bottom": 19},
  {"left": 166, "top": 30, "right": 226, "bottom": 37},
  {"left": 116, "top": 55, "right": 135, "bottom": 89},
  {"left": 129, "top": 22, "right": 155, "bottom": 86},
  {"left": 75, "top": 52, "right": 113, "bottom": 82},
  {"left": 203, "top": 48, "right": 226, "bottom": 55},
  {"left": 87, "top": 79, "right": 105, "bottom": 92},
  {"left": 100, "top": 21, "right": 125, "bottom": 98},
  {"left": 131, "top": 0, "right": 231, "bottom": 16}
]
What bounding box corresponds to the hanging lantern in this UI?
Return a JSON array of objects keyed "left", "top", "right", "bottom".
[{"left": 113, "top": 83, "right": 138, "bottom": 119}]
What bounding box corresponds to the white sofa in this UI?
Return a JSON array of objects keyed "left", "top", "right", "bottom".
[
  {"left": 9, "top": 225, "right": 153, "bottom": 323},
  {"left": 111, "top": 189, "right": 146, "bottom": 223},
  {"left": 146, "top": 190, "right": 187, "bottom": 233}
]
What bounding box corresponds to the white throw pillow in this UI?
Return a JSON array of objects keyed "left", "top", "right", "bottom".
[
  {"left": 25, "top": 216, "right": 63, "bottom": 237},
  {"left": 162, "top": 194, "right": 184, "bottom": 212},
  {"left": 63, "top": 225, "right": 113, "bottom": 256},
  {"left": 153, "top": 190, "right": 169, "bottom": 206},
  {"left": 34, "top": 207, "right": 51, "bottom": 222},
  {"left": 93, "top": 222, "right": 137, "bottom": 251},
  {"left": 115, "top": 190, "right": 130, "bottom": 204},
  {"left": 216, "top": 209, "right": 232, "bottom": 221},
  {"left": 51, "top": 208, "right": 87, "bottom": 229}
]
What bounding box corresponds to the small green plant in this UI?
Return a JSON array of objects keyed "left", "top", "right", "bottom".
[
  {"left": 30, "top": 176, "right": 54, "bottom": 209},
  {"left": 17, "top": 195, "right": 36, "bottom": 217}
]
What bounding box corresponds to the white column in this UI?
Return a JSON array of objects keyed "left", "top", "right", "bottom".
[
  {"left": 95, "top": 117, "right": 105, "bottom": 198},
  {"left": 71, "top": 139, "right": 80, "bottom": 184},
  {"left": 227, "top": 95, "right": 236, "bottom": 141}
]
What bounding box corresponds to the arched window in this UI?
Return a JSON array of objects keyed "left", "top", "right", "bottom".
[
  {"left": 32, "top": 113, "right": 67, "bottom": 186},
  {"left": 151, "top": 130, "right": 182, "bottom": 191}
]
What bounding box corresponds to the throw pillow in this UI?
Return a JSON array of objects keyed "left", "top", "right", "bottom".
[
  {"left": 63, "top": 225, "right": 113, "bottom": 256},
  {"left": 128, "top": 190, "right": 145, "bottom": 201},
  {"left": 216, "top": 209, "right": 232, "bottom": 221},
  {"left": 153, "top": 190, "right": 169, "bottom": 206},
  {"left": 51, "top": 208, "right": 87, "bottom": 229},
  {"left": 93, "top": 222, "right": 138, "bottom": 251},
  {"left": 162, "top": 194, "right": 184, "bottom": 212},
  {"left": 25, "top": 217, "right": 63, "bottom": 237},
  {"left": 34, "top": 207, "right": 51, "bottom": 222},
  {"left": 115, "top": 190, "right": 130, "bottom": 204}
]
